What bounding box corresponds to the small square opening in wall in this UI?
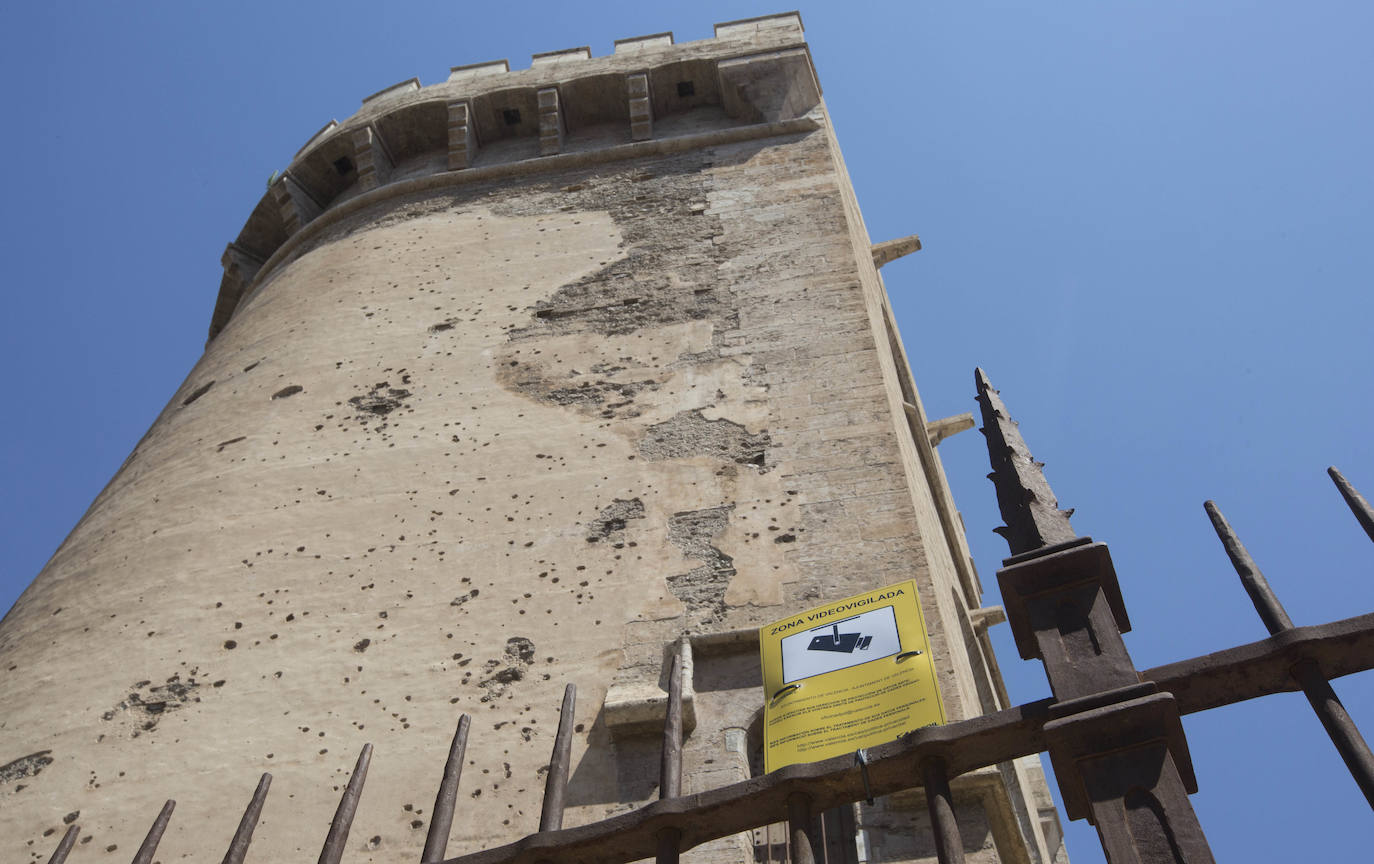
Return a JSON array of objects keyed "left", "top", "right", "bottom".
[
  {"left": 332, "top": 156, "right": 354, "bottom": 176},
  {"left": 676, "top": 80, "right": 695, "bottom": 98},
  {"left": 502, "top": 108, "right": 522, "bottom": 126}
]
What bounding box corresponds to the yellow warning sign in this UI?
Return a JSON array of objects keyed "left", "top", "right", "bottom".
[{"left": 759, "top": 580, "right": 945, "bottom": 772}]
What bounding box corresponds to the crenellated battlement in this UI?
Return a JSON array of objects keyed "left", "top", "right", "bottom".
[{"left": 208, "top": 13, "right": 820, "bottom": 343}]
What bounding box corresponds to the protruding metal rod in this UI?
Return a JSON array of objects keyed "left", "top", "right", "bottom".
[
  {"left": 1330, "top": 466, "right": 1374, "bottom": 543},
  {"left": 222, "top": 773, "right": 272, "bottom": 864},
  {"left": 1204, "top": 500, "right": 1294, "bottom": 634},
  {"left": 655, "top": 652, "right": 685, "bottom": 864},
  {"left": 660, "top": 652, "right": 684, "bottom": 800},
  {"left": 1292, "top": 660, "right": 1374, "bottom": 809},
  {"left": 974, "top": 368, "right": 1078, "bottom": 556},
  {"left": 920, "top": 757, "right": 966, "bottom": 864},
  {"left": 422, "top": 714, "right": 471, "bottom": 863},
  {"left": 786, "top": 792, "right": 816, "bottom": 864},
  {"left": 318, "top": 743, "right": 373, "bottom": 864},
  {"left": 131, "top": 799, "right": 175, "bottom": 864},
  {"left": 46, "top": 824, "right": 79, "bottom": 864},
  {"left": 1207, "top": 499, "right": 1374, "bottom": 808},
  {"left": 538, "top": 684, "right": 577, "bottom": 833},
  {"left": 655, "top": 828, "right": 682, "bottom": 864}
]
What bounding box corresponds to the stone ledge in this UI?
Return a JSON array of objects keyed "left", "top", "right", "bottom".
[
  {"left": 614, "top": 32, "right": 674, "bottom": 54},
  {"left": 361, "top": 77, "right": 421, "bottom": 106},
  {"left": 714, "top": 11, "right": 804, "bottom": 40},
  {"left": 449, "top": 59, "right": 509, "bottom": 81},
  {"left": 532, "top": 46, "right": 591, "bottom": 66}
]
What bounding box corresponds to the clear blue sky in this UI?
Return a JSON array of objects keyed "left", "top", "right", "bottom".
[{"left": 2, "top": 2, "right": 1371, "bottom": 860}]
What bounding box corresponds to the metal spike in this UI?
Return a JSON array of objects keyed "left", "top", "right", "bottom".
[
  {"left": 421, "top": 714, "right": 470, "bottom": 863},
  {"left": 222, "top": 773, "right": 272, "bottom": 864},
  {"left": 1206, "top": 499, "right": 1374, "bottom": 807},
  {"left": 786, "top": 793, "right": 816, "bottom": 864},
  {"left": 130, "top": 799, "right": 175, "bottom": 864},
  {"left": 538, "top": 684, "right": 577, "bottom": 833},
  {"left": 1203, "top": 501, "right": 1293, "bottom": 634},
  {"left": 974, "top": 368, "right": 1078, "bottom": 555},
  {"left": 1290, "top": 660, "right": 1374, "bottom": 809},
  {"left": 1329, "top": 466, "right": 1374, "bottom": 543},
  {"left": 46, "top": 824, "right": 79, "bottom": 864},
  {"left": 659, "top": 652, "right": 684, "bottom": 800},
  {"left": 920, "top": 757, "right": 966, "bottom": 864},
  {"left": 318, "top": 744, "right": 373, "bottom": 864},
  {"left": 656, "top": 651, "right": 685, "bottom": 864}
]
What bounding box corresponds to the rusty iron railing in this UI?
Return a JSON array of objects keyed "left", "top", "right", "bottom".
[{"left": 42, "top": 369, "right": 1374, "bottom": 864}]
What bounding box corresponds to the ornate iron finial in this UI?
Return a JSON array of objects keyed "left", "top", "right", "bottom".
[{"left": 975, "top": 368, "right": 1078, "bottom": 556}]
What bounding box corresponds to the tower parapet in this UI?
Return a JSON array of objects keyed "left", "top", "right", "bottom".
[{"left": 210, "top": 12, "right": 818, "bottom": 343}]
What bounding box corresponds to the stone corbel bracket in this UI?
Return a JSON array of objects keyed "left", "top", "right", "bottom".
[
  {"left": 604, "top": 638, "right": 697, "bottom": 737},
  {"left": 536, "top": 87, "right": 563, "bottom": 155},
  {"left": 968, "top": 605, "right": 1007, "bottom": 634},
  {"left": 351, "top": 124, "right": 395, "bottom": 191},
  {"left": 627, "top": 72, "right": 653, "bottom": 141},
  {"left": 447, "top": 100, "right": 476, "bottom": 169},
  {"left": 871, "top": 234, "right": 922, "bottom": 268},
  {"left": 269, "top": 171, "right": 324, "bottom": 236}
]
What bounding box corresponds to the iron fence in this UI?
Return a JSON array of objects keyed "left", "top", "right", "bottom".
[{"left": 41, "top": 370, "right": 1374, "bottom": 864}]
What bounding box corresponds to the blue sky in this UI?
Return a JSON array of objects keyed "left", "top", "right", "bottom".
[{"left": 2, "top": 1, "right": 1371, "bottom": 860}]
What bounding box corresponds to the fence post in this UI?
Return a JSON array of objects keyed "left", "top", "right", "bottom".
[
  {"left": 919, "top": 757, "right": 965, "bottom": 864},
  {"left": 977, "top": 368, "right": 1215, "bottom": 863},
  {"left": 787, "top": 793, "right": 817, "bottom": 864},
  {"left": 130, "top": 799, "right": 175, "bottom": 864},
  {"left": 422, "top": 713, "right": 471, "bottom": 863},
  {"left": 656, "top": 653, "right": 684, "bottom": 864},
  {"left": 1206, "top": 500, "right": 1374, "bottom": 807},
  {"left": 539, "top": 684, "right": 577, "bottom": 833}
]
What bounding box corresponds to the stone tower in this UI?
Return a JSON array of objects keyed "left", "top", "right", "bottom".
[{"left": 0, "top": 14, "right": 1063, "bottom": 864}]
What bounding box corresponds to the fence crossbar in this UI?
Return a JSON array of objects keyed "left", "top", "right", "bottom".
[{"left": 436, "top": 611, "right": 1374, "bottom": 864}]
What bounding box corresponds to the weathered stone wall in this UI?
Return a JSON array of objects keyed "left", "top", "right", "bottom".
[{"left": 0, "top": 16, "right": 1062, "bottom": 864}]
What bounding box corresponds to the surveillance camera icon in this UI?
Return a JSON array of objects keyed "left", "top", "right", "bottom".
[{"left": 806, "top": 623, "right": 873, "bottom": 654}]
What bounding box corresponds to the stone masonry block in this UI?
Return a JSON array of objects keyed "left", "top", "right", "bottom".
[
  {"left": 627, "top": 72, "right": 652, "bottom": 141},
  {"left": 351, "top": 124, "right": 394, "bottom": 191},
  {"left": 537, "top": 87, "right": 562, "bottom": 156},
  {"left": 447, "top": 100, "right": 476, "bottom": 170}
]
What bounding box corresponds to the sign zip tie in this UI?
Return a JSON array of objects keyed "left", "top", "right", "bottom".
[
  {"left": 854, "top": 749, "right": 874, "bottom": 805},
  {"left": 771, "top": 683, "right": 800, "bottom": 703}
]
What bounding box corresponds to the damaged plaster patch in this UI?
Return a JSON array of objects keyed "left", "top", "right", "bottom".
[
  {"left": 342, "top": 379, "right": 414, "bottom": 437},
  {"left": 101, "top": 674, "right": 203, "bottom": 736},
  {"left": 665, "top": 506, "right": 736, "bottom": 624},
  {"left": 478, "top": 636, "right": 537, "bottom": 703},
  {"left": 586, "top": 498, "right": 645, "bottom": 544},
  {"left": 639, "top": 409, "right": 770, "bottom": 470},
  {"left": 498, "top": 157, "right": 730, "bottom": 342},
  {"left": 350, "top": 383, "right": 411, "bottom": 418},
  {"left": 501, "top": 361, "right": 663, "bottom": 421},
  {"left": 0, "top": 750, "right": 53, "bottom": 785}
]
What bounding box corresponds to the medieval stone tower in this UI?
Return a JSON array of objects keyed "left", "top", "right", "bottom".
[{"left": 1, "top": 14, "right": 1063, "bottom": 864}]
